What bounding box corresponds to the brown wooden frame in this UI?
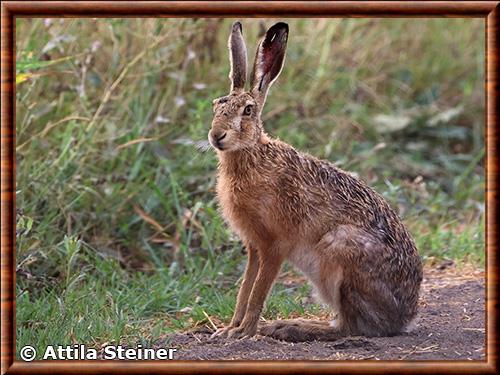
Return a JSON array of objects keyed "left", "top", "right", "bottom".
[{"left": 1, "top": 1, "right": 498, "bottom": 374}]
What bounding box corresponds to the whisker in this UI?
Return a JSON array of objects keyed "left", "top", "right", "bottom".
[{"left": 195, "top": 140, "right": 212, "bottom": 152}]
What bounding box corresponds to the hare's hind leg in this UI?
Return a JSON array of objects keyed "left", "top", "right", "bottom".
[
  {"left": 319, "top": 226, "right": 409, "bottom": 337},
  {"left": 260, "top": 263, "right": 347, "bottom": 342},
  {"left": 261, "top": 226, "right": 407, "bottom": 342},
  {"left": 260, "top": 245, "right": 347, "bottom": 342},
  {"left": 260, "top": 319, "right": 344, "bottom": 342}
]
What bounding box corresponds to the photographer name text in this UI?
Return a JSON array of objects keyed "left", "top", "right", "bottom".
[{"left": 20, "top": 344, "right": 177, "bottom": 361}]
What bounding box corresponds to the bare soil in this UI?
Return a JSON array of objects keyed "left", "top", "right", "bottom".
[{"left": 161, "top": 265, "right": 485, "bottom": 360}]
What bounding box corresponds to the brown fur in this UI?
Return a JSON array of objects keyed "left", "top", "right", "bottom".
[{"left": 209, "top": 22, "right": 422, "bottom": 342}]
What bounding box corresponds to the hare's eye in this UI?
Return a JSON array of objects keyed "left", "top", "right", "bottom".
[{"left": 243, "top": 105, "right": 253, "bottom": 116}]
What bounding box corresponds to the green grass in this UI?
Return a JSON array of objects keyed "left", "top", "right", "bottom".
[
  {"left": 17, "top": 236, "right": 243, "bottom": 354},
  {"left": 15, "top": 18, "right": 484, "bottom": 356}
]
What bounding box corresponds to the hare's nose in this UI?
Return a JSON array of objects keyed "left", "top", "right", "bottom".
[
  {"left": 215, "top": 132, "right": 227, "bottom": 142},
  {"left": 209, "top": 130, "right": 227, "bottom": 150}
]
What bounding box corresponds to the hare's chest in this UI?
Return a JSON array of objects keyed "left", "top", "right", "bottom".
[{"left": 216, "top": 175, "right": 275, "bottom": 240}]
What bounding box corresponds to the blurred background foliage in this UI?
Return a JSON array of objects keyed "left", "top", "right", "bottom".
[{"left": 15, "top": 18, "right": 484, "bottom": 349}]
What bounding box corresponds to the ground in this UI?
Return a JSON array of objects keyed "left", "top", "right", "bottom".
[{"left": 160, "top": 266, "right": 485, "bottom": 360}]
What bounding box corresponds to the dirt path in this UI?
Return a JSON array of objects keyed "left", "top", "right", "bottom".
[{"left": 162, "top": 266, "right": 485, "bottom": 360}]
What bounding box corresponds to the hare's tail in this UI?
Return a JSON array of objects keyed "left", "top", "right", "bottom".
[{"left": 260, "top": 319, "right": 346, "bottom": 342}]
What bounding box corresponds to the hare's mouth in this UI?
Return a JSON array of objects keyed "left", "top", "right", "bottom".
[{"left": 214, "top": 144, "right": 225, "bottom": 151}]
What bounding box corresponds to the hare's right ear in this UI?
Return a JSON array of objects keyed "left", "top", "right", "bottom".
[
  {"left": 250, "top": 22, "right": 288, "bottom": 107},
  {"left": 228, "top": 21, "right": 247, "bottom": 92}
]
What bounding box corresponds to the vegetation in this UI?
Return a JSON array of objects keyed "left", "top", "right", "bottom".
[{"left": 15, "top": 18, "right": 484, "bottom": 356}]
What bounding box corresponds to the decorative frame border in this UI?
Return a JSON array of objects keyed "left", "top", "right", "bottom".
[{"left": 1, "top": 1, "right": 498, "bottom": 374}]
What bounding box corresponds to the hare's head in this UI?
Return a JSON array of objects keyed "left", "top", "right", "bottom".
[{"left": 209, "top": 22, "right": 288, "bottom": 151}]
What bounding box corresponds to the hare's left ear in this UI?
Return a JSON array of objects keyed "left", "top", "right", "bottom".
[
  {"left": 228, "top": 21, "right": 247, "bottom": 92},
  {"left": 250, "top": 22, "right": 288, "bottom": 106}
]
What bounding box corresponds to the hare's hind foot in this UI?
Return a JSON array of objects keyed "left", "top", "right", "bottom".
[{"left": 260, "top": 319, "right": 344, "bottom": 342}]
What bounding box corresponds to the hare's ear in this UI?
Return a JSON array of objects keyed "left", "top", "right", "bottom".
[
  {"left": 228, "top": 21, "right": 247, "bottom": 92},
  {"left": 250, "top": 22, "right": 288, "bottom": 106}
]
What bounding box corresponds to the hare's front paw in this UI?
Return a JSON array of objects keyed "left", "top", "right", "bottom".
[
  {"left": 210, "top": 325, "right": 234, "bottom": 340},
  {"left": 227, "top": 322, "right": 258, "bottom": 339}
]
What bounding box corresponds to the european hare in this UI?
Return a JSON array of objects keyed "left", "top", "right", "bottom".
[{"left": 209, "top": 22, "right": 423, "bottom": 342}]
